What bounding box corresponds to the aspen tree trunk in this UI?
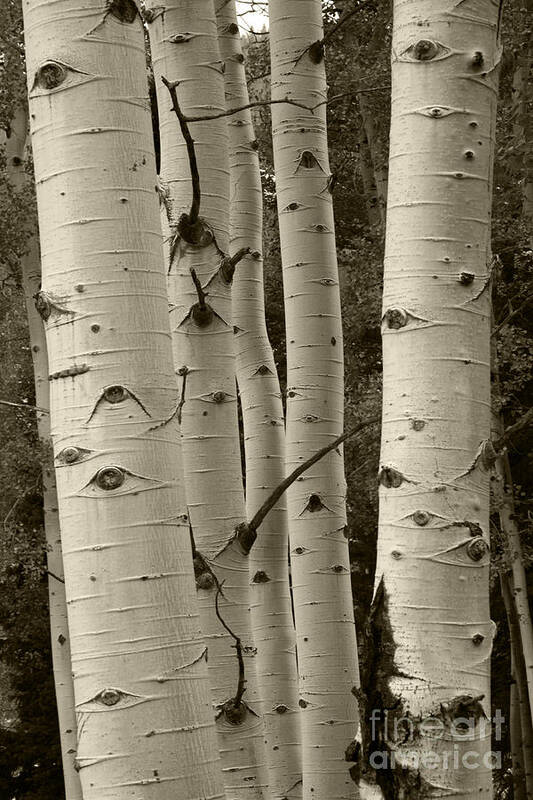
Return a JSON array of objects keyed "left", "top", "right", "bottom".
[
  {"left": 512, "top": 0, "right": 533, "bottom": 236},
  {"left": 270, "top": 3, "right": 361, "bottom": 798},
  {"left": 371, "top": 1, "right": 501, "bottom": 796},
  {"left": 494, "top": 444, "right": 533, "bottom": 719},
  {"left": 22, "top": 2, "right": 225, "bottom": 797},
  {"left": 215, "top": 4, "right": 302, "bottom": 798},
  {"left": 500, "top": 572, "right": 533, "bottom": 796},
  {"left": 509, "top": 659, "right": 527, "bottom": 800},
  {"left": 146, "top": 1, "right": 268, "bottom": 795},
  {"left": 491, "top": 332, "right": 533, "bottom": 726},
  {"left": 358, "top": 101, "right": 388, "bottom": 228},
  {"left": 334, "top": 0, "right": 388, "bottom": 227},
  {"left": 357, "top": 124, "right": 381, "bottom": 229},
  {"left": 4, "top": 108, "right": 82, "bottom": 800}
]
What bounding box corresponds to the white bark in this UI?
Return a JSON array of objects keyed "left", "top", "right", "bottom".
[
  {"left": 215, "top": 4, "right": 302, "bottom": 798},
  {"left": 146, "top": 1, "right": 268, "bottom": 794},
  {"left": 373, "top": 1, "right": 501, "bottom": 796},
  {"left": 4, "top": 107, "right": 82, "bottom": 800},
  {"left": 269, "top": 3, "right": 361, "bottom": 798},
  {"left": 22, "top": 2, "right": 224, "bottom": 797}
]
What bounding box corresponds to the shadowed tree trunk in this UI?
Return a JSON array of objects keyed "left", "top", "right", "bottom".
[{"left": 4, "top": 106, "right": 82, "bottom": 800}]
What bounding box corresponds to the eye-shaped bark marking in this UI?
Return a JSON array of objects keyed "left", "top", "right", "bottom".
[
  {"left": 253, "top": 364, "right": 273, "bottom": 377},
  {"left": 297, "top": 150, "right": 321, "bottom": 170},
  {"left": 379, "top": 466, "right": 404, "bottom": 488},
  {"left": 56, "top": 446, "right": 92, "bottom": 465},
  {"left": 330, "top": 564, "right": 349, "bottom": 574},
  {"left": 299, "top": 413, "right": 321, "bottom": 423},
  {"left": 466, "top": 537, "right": 489, "bottom": 562},
  {"left": 425, "top": 537, "right": 490, "bottom": 568},
  {"left": 166, "top": 31, "right": 197, "bottom": 43},
  {"left": 77, "top": 688, "right": 145, "bottom": 712},
  {"left": 217, "top": 699, "right": 248, "bottom": 725},
  {"left": 196, "top": 571, "right": 215, "bottom": 590},
  {"left": 415, "top": 105, "right": 463, "bottom": 119},
  {"left": 36, "top": 61, "right": 68, "bottom": 89},
  {"left": 384, "top": 307, "right": 408, "bottom": 329},
  {"left": 410, "top": 418, "right": 426, "bottom": 431},
  {"left": 95, "top": 466, "right": 125, "bottom": 490},
  {"left": 31, "top": 61, "right": 91, "bottom": 95},
  {"left": 107, "top": 0, "right": 137, "bottom": 23},
  {"left": 382, "top": 307, "right": 430, "bottom": 331},
  {"left": 223, "top": 21, "right": 239, "bottom": 35},
  {"left": 301, "top": 493, "right": 328, "bottom": 513},
  {"left": 87, "top": 385, "right": 150, "bottom": 422},
  {"left": 412, "top": 510, "right": 431, "bottom": 526},
  {"left": 177, "top": 213, "right": 215, "bottom": 247},
  {"left": 34, "top": 291, "right": 72, "bottom": 322},
  {"left": 308, "top": 40, "right": 324, "bottom": 64},
  {"left": 252, "top": 571, "right": 271, "bottom": 584},
  {"left": 292, "top": 545, "right": 308, "bottom": 556},
  {"left": 77, "top": 467, "right": 164, "bottom": 498},
  {"left": 400, "top": 39, "right": 451, "bottom": 62},
  {"left": 283, "top": 202, "right": 304, "bottom": 212}
]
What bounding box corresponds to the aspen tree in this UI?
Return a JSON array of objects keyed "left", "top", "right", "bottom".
[
  {"left": 511, "top": 0, "right": 533, "bottom": 236},
  {"left": 146, "top": 1, "right": 268, "bottom": 794},
  {"left": 215, "top": 3, "right": 302, "bottom": 797},
  {"left": 493, "top": 437, "right": 533, "bottom": 720},
  {"left": 334, "top": 0, "right": 389, "bottom": 227},
  {"left": 501, "top": 573, "right": 533, "bottom": 797},
  {"left": 509, "top": 676, "right": 527, "bottom": 800},
  {"left": 357, "top": 125, "right": 381, "bottom": 229},
  {"left": 371, "top": 1, "right": 501, "bottom": 795},
  {"left": 269, "top": 2, "right": 361, "bottom": 798},
  {"left": 22, "top": 1, "right": 225, "bottom": 797},
  {"left": 4, "top": 107, "right": 82, "bottom": 800}
]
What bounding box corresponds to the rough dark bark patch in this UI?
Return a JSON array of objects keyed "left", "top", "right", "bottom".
[{"left": 108, "top": 0, "right": 137, "bottom": 23}]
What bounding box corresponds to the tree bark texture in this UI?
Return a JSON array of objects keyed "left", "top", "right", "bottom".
[
  {"left": 270, "top": 2, "right": 361, "bottom": 798},
  {"left": 22, "top": 2, "right": 224, "bottom": 797},
  {"left": 146, "top": 0, "right": 269, "bottom": 794},
  {"left": 371, "top": 1, "right": 501, "bottom": 796},
  {"left": 215, "top": 3, "right": 302, "bottom": 798}
]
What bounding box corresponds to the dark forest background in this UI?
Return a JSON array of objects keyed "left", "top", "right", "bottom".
[{"left": 0, "top": 1, "right": 531, "bottom": 796}]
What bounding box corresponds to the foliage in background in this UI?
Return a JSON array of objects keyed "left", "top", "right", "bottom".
[{"left": 0, "top": 1, "right": 531, "bottom": 796}]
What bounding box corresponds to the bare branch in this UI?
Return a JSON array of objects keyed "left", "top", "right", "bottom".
[
  {"left": 491, "top": 293, "right": 533, "bottom": 337},
  {"left": 177, "top": 366, "right": 189, "bottom": 425},
  {"left": 161, "top": 76, "right": 201, "bottom": 225},
  {"left": 0, "top": 398, "right": 49, "bottom": 413},
  {"left": 493, "top": 408, "right": 533, "bottom": 453},
  {"left": 185, "top": 97, "right": 311, "bottom": 122},
  {"left": 184, "top": 88, "right": 388, "bottom": 124},
  {"left": 220, "top": 247, "right": 251, "bottom": 283},
  {"left": 215, "top": 581, "right": 247, "bottom": 709},
  {"left": 245, "top": 416, "right": 379, "bottom": 545}
]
